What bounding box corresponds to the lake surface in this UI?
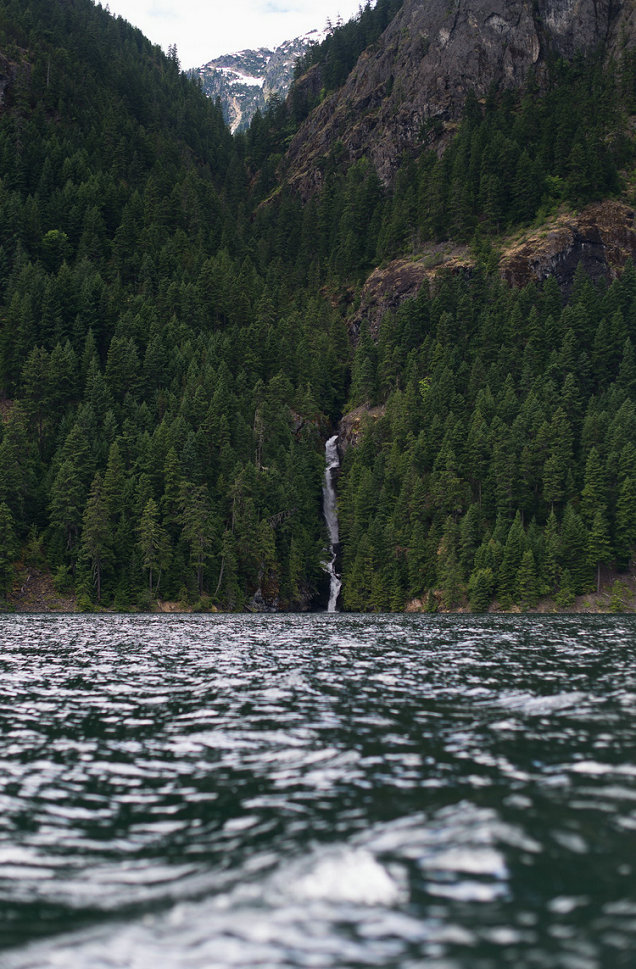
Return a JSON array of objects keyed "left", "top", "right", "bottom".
[{"left": 1, "top": 614, "right": 635, "bottom": 968}]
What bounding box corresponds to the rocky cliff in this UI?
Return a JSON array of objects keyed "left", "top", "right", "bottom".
[
  {"left": 348, "top": 201, "right": 636, "bottom": 342},
  {"left": 0, "top": 50, "right": 22, "bottom": 109},
  {"left": 286, "top": 0, "right": 634, "bottom": 197},
  {"left": 194, "top": 31, "right": 325, "bottom": 133}
]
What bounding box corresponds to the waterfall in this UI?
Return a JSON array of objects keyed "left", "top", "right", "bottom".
[{"left": 322, "top": 435, "right": 342, "bottom": 613}]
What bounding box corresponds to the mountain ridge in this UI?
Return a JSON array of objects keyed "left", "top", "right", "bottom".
[
  {"left": 284, "top": 0, "right": 636, "bottom": 196},
  {"left": 2, "top": 0, "right": 636, "bottom": 613},
  {"left": 194, "top": 30, "right": 326, "bottom": 132}
]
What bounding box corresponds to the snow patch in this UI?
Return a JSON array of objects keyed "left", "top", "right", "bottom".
[{"left": 219, "top": 68, "right": 264, "bottom": 88}]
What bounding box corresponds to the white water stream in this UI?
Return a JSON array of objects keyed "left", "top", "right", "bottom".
[{"left": 322, "top": 435, "right": 342, "bottom": 612}]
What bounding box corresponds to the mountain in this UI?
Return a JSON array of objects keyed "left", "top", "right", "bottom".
[
  {"left": 193, "top": 31, "right": 325, "bottom": 133},
  {"left": 286, "top": 0, "right": 636, "bottom": 195},
  {"left": 2, "top": 0, "right": 636, "bottom": 615},
  {"left": 0, "top": 0, "right": 343, "bottom": 613}
]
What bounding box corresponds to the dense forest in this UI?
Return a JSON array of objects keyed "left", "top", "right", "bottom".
[
  {"left": 340, "top": 264, "right": 636, "bottom": 610},
  {"left": 1, "top": 0, "right": 636, "bottom": 611}
]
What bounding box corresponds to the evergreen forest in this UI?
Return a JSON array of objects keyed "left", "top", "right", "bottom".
[{"left": 1, "top": 0, "right": 636, "bottom": 612}]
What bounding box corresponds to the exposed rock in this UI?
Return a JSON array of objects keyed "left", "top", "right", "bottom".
[
  {"left": 350, "top": 244, "right": 472, "bottom": 340},
  {"left": 9, "top": 568, "right": 77, "bottom": 613},
  {"left": 350, "top": 200, "right": 636, "bottom": 342},
  {"left": 193, "top": 30, "right": 326, "bottom": 132},
  {"left": 338, "top": 403, "right": 387, "bottom": 454},
  {"left": 286, "top": 0, "right": 627, "bottom": 197},
  {"left": 247, "top": 585, "right": 280, "bottom": 612},
  {"left": 609, "top": 0, "right": 636, "bottom": 54},
  {"left": 499, "top": 200, "right": 636, "bottom": 294},
  {"left": 0, "top": 51, "right": 18, "bottom": 109},
  {"left": 0, "top": 397, "right": 13, "bottom": 423},
  {"left": 155, "top": 600, "right": 193, "bottom": 613}
]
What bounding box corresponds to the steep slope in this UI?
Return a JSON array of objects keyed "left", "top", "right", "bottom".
[
  {"left": 252, "top": 0, "right": 636, "bottom": 614},
  {"left": 194, "top": 31, "right": 324, "bottom": 133},
  {"left": 3, "top": 0, "right": 636, "bottom": 615},
  {"left": 0, "top": 0, "right": 346, "bottom": 612},
  {"left": 285, "top": 0, "right": 631, "bottom": 196}
]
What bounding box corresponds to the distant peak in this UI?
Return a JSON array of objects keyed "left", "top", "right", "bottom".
[{"left": 193, "top": 28, "right": 327, "bottom": 133}]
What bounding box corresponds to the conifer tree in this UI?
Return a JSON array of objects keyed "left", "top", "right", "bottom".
[
  {"left": 615, "top": 475, "right": 636, "bottom": 568},
  {"left": 80, "top": 472, "right": 112, "bottom": 602},
  {"left": 498, "top": 513, "right": 525, "bottom": 607},
  {"left": 0, "top": 502, "right": 18, "bottom": 599},
  {"left": 180, "top": 483, "right": 216, "bottom": 595},
  {"left": 560, "top": 503, "right": 590, "bottom": 594},
  {"left": 516, "top": 548, "right": 539, "bottom": 608},
  {"left": 138, "top": 498, "right": 170, "bottom": 596},
  {"left": 468, "top": 567, "right": 494, "bottom": 612},
  {"left": 587, "top": 509, "right": 612, "bottom": 594},
  {"left": 50, "top": 459, "right": 85, "bottom": 556}
]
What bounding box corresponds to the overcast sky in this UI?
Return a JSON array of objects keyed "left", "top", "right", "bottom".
[{"left": 103, "top": 0, "right": 367, "bottom": 69}]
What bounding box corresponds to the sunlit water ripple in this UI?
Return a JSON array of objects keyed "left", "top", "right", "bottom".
[{"left": 1, "top": 613, "right": 635, "bottom": 968}]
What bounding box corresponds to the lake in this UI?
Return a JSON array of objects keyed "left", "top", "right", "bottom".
[{"left": 1, "top": 613, "right": 635, "bottom": 968}]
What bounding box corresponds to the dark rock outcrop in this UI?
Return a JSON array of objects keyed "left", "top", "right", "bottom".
[
  {"left": 338, "top": 404, "right": 387, "bottom": 454},
  {"left": 499, "top": 200, "right": 636, "bottom": 294},
  {"left": 0, "top": 51, "right": 18, "bottom": 109},
  {"left": 350, "top": 245, "right": 472, "bottom": 340},
  {"left": 286, "top": 0, "right": 630, "bottom": 197},
  {"left": 350, "top": 201, "right": 636, "bottom": 342}
]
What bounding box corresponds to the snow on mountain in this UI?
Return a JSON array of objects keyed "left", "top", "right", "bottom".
[{"left": 192, "top": 29, "right": 327, "bottom": 133}]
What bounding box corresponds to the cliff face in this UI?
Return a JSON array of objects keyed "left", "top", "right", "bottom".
[
  {"left": 193, "top": 31, "right": 324, "bottom": 133},
  {"left": 499, "top": 200, "right": 636, "bottom": 292},
  {"left": 0, "top": 50, "right": 21, "bottom": 109},
  {"left": 349, "top": 201, "right": 636, "bottom": 345},
  {"left": 286, "top": 0, "right": 629, "bottom": 197}
]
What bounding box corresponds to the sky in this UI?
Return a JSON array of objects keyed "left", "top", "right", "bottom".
[{"left": 102, "top": 0, "right": 367, "bottom": 69}]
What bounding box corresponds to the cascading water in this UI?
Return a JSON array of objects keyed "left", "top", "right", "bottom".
[{"left": 322, "top": 435, "right": 342, "bottom": 612}]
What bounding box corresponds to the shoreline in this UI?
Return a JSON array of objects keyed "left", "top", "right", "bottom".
[{"left": 4, "top": 566, "right": 636, "bottom": 616}]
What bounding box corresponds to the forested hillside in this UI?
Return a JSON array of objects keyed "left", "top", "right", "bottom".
[
  {"left": 1, "top": 0, "right": 636, "bottom": 612},
  {"left": 0, "top": 0, "right": 347, "bottom": 610}
]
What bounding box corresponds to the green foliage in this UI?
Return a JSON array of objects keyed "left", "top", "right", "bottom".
[
  {"left": 468, "top": 568, "right": 495, "bottom": 612},
  {"left": 0, "top": 0, "right": 347, "bottom": 610},
  {"left": 249, "top": 53, "right": 629, "bottom": 286},
  {"left": 338, "top": 266, "right": 636, "bottom": 611},
  {"left": 0, "top": 502, "right": 18, "bottom": 597},
  {"left": 294, "top": 0, "right": 405, "bottom": 95},
  {"left": 1, "top": 0, "right": 635, "bottom": 614},
  {"left": 80, "top": 472, "right": 112, "bottom": 602}
]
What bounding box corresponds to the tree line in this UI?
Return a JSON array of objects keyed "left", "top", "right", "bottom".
[
  {"left": 1, "top": 0, "right": 636, "bottom": 610},
  {"left": 339, "top": 263, "right": 636, "bottom": 610}
]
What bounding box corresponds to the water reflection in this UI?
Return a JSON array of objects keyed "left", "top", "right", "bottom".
[{"left": 0, "top": 614, "right": 635, "bottom": 967}]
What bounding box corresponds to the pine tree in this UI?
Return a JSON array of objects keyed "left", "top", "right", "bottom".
[
  {"left": 560, "top": 503, "right": 590, "bottom": 594},
  {"left": 555, "top": 568, "right": 576, "bottom": 608},
  {"left": 21, "top": 346, "right": 51, "bottom": 453},
  {"left": 180, "top": 482, "right": 216, "bottom": 595},
  {"left": 438, "top": 517, "right": 463, "bottom": 609},
  {"left": 580, "top": 447, "right": 608, "bottom": 528},
  {"left": 80, "top": 473, "right": 112, "bottom": 602},
  {"left": 615, "top": 475, "right": 636, "bottom": 568},
  {"left": 516, "top": 548, "right": 539, "bottom": 608},
  {"left": 587, "top": 509, "right": 612, "bottom": 594},
  {"left": 498, "top": 513, "right": 525, "bottom": 607},
  {"left": 138, "top": 497, "right": 170, "bottom": 596},
  {"left": 468, "top": 567, "right": 494, "bottom": 612},
  {"left": 0, "top": 502, "right": 18, "bottom": 598},
  {"left": 0, "top": 403, "right": 36, "bottom": 521},
  {"left": 542, "top": 408, "right": 574, "bottom": 511},
  {"left": 543, "top": 508, "right": 561, "bottom": 595},
  {"left": 50, "top": 459, "right": 85, "bottom": 556}
]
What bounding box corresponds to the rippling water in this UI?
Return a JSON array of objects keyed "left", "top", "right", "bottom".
[{"left": 1, "top": 614, "right": 636, "bottom": 968}]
